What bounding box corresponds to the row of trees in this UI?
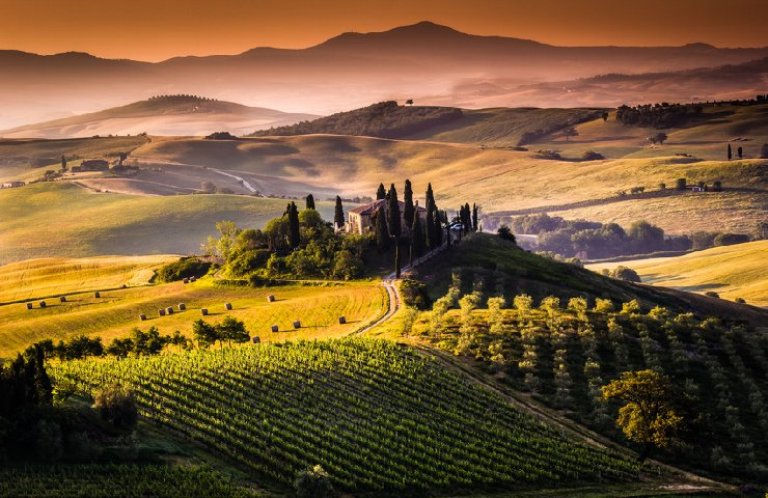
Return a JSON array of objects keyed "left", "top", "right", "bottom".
[{"left": 617, "top": 103, "right": 704, "bottom": 129}]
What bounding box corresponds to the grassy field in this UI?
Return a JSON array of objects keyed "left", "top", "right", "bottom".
[
  {"left": 587, "top": 240, "right": 768, "bottom": 306},
  {"left": 0, "top": 136, "right": 149, "bottom": 183},
  {"left": 0, "top": 255, "right": 177, "bottom": 303},
  {"left": 53, "top": 339, "right": 642, "bottom": 494},
  {"left": 0, "top": 182, "right": 336, "bottom": 264},
  {"left": 0, "top": 256, "right": 386, "bottom": 358}
]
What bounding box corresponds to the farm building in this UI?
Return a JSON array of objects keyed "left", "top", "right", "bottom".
[
  {"left": 1, "top": 181, "right": 25, "bottom": 189},
  {"left": 346, "top": 199, "right": 426, "bottom": 235},
  {"left": 79, "top": 159, "right": 109, "bottom": 171}
]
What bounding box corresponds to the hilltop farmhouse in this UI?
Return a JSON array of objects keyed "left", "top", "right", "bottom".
[{"left": 346, "top": 199, "right": 426, "bottom": 235}]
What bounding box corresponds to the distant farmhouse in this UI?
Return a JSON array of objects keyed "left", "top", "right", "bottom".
[
  {"left": 1, "top": 180, "right": 25, "bottom": 189},
  {"left": 72, "top": 159, "right": 109, "bottom": 173},
  {"left": 347, "top": 198, "right": 426, "bottom": 235}
]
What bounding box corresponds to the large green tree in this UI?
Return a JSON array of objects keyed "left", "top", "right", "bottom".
[
  {"left": 602, "top": 370, "right": 683, "bottom": 461},
  {"left": 386, "top": 183, "right": 401, "bottom": 238},
  {"left": 334, "top": 196, "right": 345, "bottom": 228},
  {"left": 376, "top": 183, "right": 387, "bottom": 200},
  {"left": 374, "top": 208, "right": 390, "bottom": 252},
  {"left": 403, "top": 179, "right": 415, "bottom": 228}
]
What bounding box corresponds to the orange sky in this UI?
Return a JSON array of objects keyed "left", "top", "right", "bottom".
[{"left": 1, "top": 0, "right": 767, "bottom": 61}]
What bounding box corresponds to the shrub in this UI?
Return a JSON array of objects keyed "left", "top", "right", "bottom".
[
  {"left": 92, "top": 386, "right": 138, "bottom": 433},
  {"left": 497, "top": 225, "right": 516, "bottom": 243},
  {"left": 158, "top": 257, "right": 211, "bottom": 282},
  {"left": 536, "top": 149, "right": 563, "bottom": 160},
  {"left": 581, "top": 151, "right": 605, "bottom": 161},
  {"left": 713, "top": 233, "right": 750, "bottom": 247},
  {"left": 620, "top": 300, "right": 641, "bottom": 314},
  {"left": 735, "top": 297, "right": 746, "bottom": 304},
  {"left": 705, "top": 291, "right": 720, "bottom": 299},
  {"left": 611, "top": 266, "right": 641, "bottom": 283},
  {"left": 400, "top": 279, "right": 430, "bottom": 309},
  {"left": 294, "top": 465, "right": 336, "bottom": 498},
  {"left": 593, "top": 298, "right": 614, "bottom": 313}
]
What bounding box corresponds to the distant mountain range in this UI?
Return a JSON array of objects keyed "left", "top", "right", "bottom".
[
  {"left": 0, "top": 95, "right": 317, "bottom": 139},
  {"left": 1, "top": 21, "right": 767, "bottom": 130}
]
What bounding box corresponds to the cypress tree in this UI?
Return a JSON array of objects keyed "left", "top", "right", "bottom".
[
  {"left": 738, "top": 146, "right": 743, "bottom": 159},
  {"left": 434, "top": 210, "right": 444, "bottom": 246},
  {"left": 376, "top": 183, "right": 386, "bottom": 200},
  {"left": 472, "top": 203, "right": 479, "bottom": 232},
  {"left": 727, "top": 144, "right": 732, "bottom": 160},
  {"left": 386, "top": 184, "right": 401, "bottom": 238},
  {"left": 374, "top": 208, "right": 390, "bottom": 252},
  {"left": 403, "top": 179, "right": 415, "bottom": 228},
  {"left": 410, "top": 213, "right": 424, "bottom": 263},
  {"left": 287, "top": 202, "right": 300, "bottom": 248},
  {"left": 305, "top": 194, "right": 315, "bottom": 210},
  {"left": 425, "top": 206, "right": 435, "bottom": 250},
  {"left": 334, "top": 196, "right": 345, "bottom": 228},
  {"left": 463, "top": 203, "right": 471, "bottom": 234}
]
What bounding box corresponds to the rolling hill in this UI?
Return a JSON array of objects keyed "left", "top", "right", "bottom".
[
  {"left": 0, "top": 95, "right": 317, "bottom": 139},
  {"left": 0, "top": 182, "right": 337, "bottom": 265},
  {"left": 2, "top": 21, "right": 767, "bottom": 129},
  {"left": 251, "top": 101, "right": 603, "bottom": 146},
  {"left": 587, "top": 240, "right": 768, "bottom": 306}
]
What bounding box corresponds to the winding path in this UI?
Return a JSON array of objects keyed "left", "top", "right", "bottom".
[
  {"left": 350, "top": 279, "right": 400, "bottom": 336},
  {"left": 209, "top": 168, "right": 259, "bottom": 193}
]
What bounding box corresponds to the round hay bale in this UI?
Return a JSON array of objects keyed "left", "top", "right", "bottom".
[
  {"left": 201, "top": 308, "right": 209, "bottom": 316},
  {"left": 166, "top": 307, "right": 174, "bottom": 315},
  {"left": 94, "top": 291, "right": 101, "bottom": 298},
  {"left": 182, "top": 278, "right": 189, "bottom": 284},
  {"left": 26, "top": 302, "right": 33, "bottom": 310},
  {"left": 270, "top": 325, "right": 279, "bottom": 333},
  {"left": 225, "top": 302, "right": 233, "bottom": 311},
  {"left": 252, "top": 336, "right": 261, "bottom": 344},
  {"left": 190, "top": 276, "right": 197, "bottom": 282},
  {"left": 178, "top": 303, "right": 186, "bottom": 311},
  {"left": 293, "top": 320, "right": 302, "bottom": 329},
  {"left": 39, "top": 301, "right": 47, "bottom": 308},
  {"left": 338, "top": 316, "right": 346, "bottom": 324},
  {"left": 267, "top": 295, "right": 276, "bottom": 303},
  {"left": 139, "top": 314, "right": 147, "bottom": 321},
  {"left": 60, "top": 296, "right": 67, "bottom": 303},
  {"left": 159, "top": 309, "right": 166, "bottom": 316}
]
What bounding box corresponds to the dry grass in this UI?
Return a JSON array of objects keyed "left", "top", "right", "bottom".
[
  {"left": 0, "top": 256, "right": 386, "bottom": 358},
  {"left": 587, "top": 240, "right": 768, "bottom": 306}
]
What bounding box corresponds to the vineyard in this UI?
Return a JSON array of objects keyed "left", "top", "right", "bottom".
[
  {"left": 0, "top": 464, "right": 258, "bottom": 498},
  {"left": 413, "top": 283, "right": 768, "bottom": 482},
  {"left": 52, "top": 339, "right": 640, "bottom": 494}
]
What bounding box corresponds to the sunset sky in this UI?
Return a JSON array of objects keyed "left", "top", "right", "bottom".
[{"left": 1, "top": 0, "right": 767, "bottom": 61}]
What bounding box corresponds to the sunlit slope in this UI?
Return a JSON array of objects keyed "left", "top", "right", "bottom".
[
  {"left": 0, "top": 255, "right": 175, "bottom": 303},
  {"left": 0, "top": 182, "right": 335, "bottom": 264},
  {"left": 0, "top": 260, "right": 385, "bottom": 357},
  {"left": 587, "top": 240, "right": 768, "bottom": 306},
  {"left": 53, "top": 339, "right": 640, "bottom": 493},
  {"left": 532, "top": 104, "right": 768, "bottom": 161}
]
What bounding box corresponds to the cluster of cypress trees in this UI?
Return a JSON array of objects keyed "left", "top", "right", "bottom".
[{"left": 457, "top": 203, "right": 479, "bottom": 235}]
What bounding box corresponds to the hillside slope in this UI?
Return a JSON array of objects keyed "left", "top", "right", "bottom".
[
  {"left": 1, "top": 95, "right": 317, "bottom": 139},
  {"left": 53, "top": 339, "right": 642, "bottom": 494},
  {"left": 0, "top": 182, "right": 336, "bottom": 264},
  {"left": 587, "top": 240, "right": 768, "bottom": 306},
  {"left": 251, "top": 101, "right": 603, "bottom": 146},
  {"left": 414, "top": 234, "right": 768, "bottom": 327}
]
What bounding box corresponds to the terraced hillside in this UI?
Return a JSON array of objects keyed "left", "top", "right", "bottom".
[
  {"left": 0, "top": 257, "right": 385, "bottom": 358},
  {"left": 53, "top": 339, "right": 641, "bottom": 494},
  {"left": 588, "top": 240, "right": 768, "bottom": 306}
]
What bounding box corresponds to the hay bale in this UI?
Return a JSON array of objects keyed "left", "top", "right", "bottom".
[
  {"left": 293, "top": 320, "right": 301, "bottom": 329},
  {"left": 270, "top": 325, "right": 279, "bottom": 333},
  {"left": 201, "top": 308, "right": 209, "bottom": 316},
  {"left": 182, "top": 278, "right": 189, "bottom": 284},
  {"left": 166, "top": 307, "right": 174, "bottom": 315},
  {"left": 60, "top": 296, "right": 67, "bottom": 303},
  {"left": 267, "top": 295, "right": 276, "bottom": 303},
  {"left": 190, "top": 276, "right": 197, "bottom": 282},
  {"left": 159, "top": 309, "right": 166, "bottom": 316},
  {"left": 26, "top": 302, "right": 33, "bottom": 310},
  {"left": 139, "top": 314, "right": 147, "bottom": 321},
  {"left": 225, "top": 302, "right": 233, "bottom": 310},
  {"left": 252, "top": 336, "right": 261, "bottom": 344},
  {"left": 39, "top": 301, "right": 46, "bottom": 308},
  {"left": 338, "top": 316, "right": 346, "bottom": 324},
  {"left": 178, "top": 303, "right": 186, "bottom": 311},
  {"left": 94, "top": 291, "right": 101, "bottom": 298}
]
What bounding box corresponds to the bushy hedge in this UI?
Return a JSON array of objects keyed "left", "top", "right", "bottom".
[{"left": 157, "top": 258, "right": 211, "bottom": 282}]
